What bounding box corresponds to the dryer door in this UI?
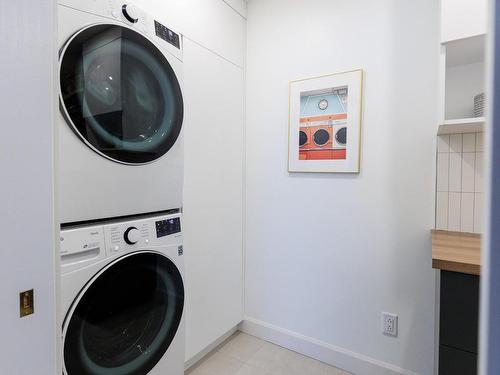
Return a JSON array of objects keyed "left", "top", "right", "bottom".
[
  {"left": 63, "top": 252, "right": 184, "bottom": 375},
  {"left": 60, "top": 24, "right": 183, "bottom": 164}
]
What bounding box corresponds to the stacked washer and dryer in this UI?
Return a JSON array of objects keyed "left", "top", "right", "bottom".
[{"left": 57, "top": 1, "right": 186, "bottom": 374}]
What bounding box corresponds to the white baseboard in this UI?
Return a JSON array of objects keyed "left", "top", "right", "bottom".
[
  {"left": 185, "top": 325, "right": 239, "bottom": 372},
  {"left": 240, "top": 317, "right": 422, "bottom": 375}
]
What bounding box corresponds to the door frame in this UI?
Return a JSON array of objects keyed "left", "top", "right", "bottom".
[{"left": 479, "top": 0, "right": 500, "bottom": 374}]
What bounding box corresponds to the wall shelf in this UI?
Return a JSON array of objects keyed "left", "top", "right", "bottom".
[
  {"left": 438, "top": 117, "right": 485, "bottom": 135},
  {"left": 440, "top": 34, "right": 486, "bottom": 124}
]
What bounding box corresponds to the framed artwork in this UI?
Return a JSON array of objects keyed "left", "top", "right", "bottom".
[{"left": 288, "top": 69, "right": 364, "bottom": 173}]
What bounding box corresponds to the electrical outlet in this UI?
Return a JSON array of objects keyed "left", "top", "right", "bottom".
[
  {"left": 382, "top": 312, "right": 398, "bottom": 337},
  {"left": 20, "top": 289, "right": 34, "bottom": 318}
]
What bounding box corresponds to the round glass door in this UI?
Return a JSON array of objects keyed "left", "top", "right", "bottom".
[
  {"left": 63, "top": 252, "right": 184, "bottom": 375},
  {"left": 60, "top": 24, "right": 183, "bottom": 164}
]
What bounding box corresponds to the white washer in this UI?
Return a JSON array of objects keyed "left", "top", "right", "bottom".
[
  {"left": 58, "top": 0, "right": 184, "bottom": 224},
  {"left": 60, "top": 211, "right": 185, "bottom": 375}
]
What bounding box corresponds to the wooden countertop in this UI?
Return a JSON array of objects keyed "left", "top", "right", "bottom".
[{"left": 432, "top": 230, "right": 481, "bottom": 275}]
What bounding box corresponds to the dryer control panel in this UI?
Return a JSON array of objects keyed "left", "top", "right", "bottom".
[{"left": 58, "top": 0, "right": 183, "bottom": 60}]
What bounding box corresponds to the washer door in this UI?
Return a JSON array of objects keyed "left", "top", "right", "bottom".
[
  {"left": 60, "top": 24, "right": 183, "bottom": 164},
  {"left": 63, "top": 252, "right": 184, "bottom": 375}
]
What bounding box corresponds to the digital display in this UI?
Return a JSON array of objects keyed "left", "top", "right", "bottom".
[
  {"left": 154, "top": 21, "right": 180, "bottom": 49},
  {"left": 156, "top": 218, "right": 181, "bottom": 238}
]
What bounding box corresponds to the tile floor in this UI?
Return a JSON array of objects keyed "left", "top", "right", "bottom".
[{"left": 187, "top": 332, "right": 351, "bottom": 375}]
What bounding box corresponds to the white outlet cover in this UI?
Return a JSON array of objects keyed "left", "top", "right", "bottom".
[{"left": 382, "top": 312, "right": 398, "bottom": 337}]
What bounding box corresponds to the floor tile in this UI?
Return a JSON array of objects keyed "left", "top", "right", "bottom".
[
  {"left": 218, "top": 332, "right": 266, "bottom": 362},
  {"left": 189, "top": 352, "right": 244, "bottom": 375},
  {"left": 188, "top": 332, "right": 351, "bottom": 375},
  {"left": 234, "top": 364, "right": 270, "bottom": 375},
  {"left": 246, "top": 341, "right": 285, "bottom": 370}
]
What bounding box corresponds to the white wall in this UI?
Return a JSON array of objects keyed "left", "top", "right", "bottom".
[
  {"left": 441, "top": 0, "right": 488, "bottom": 43},
  {"left": 0, "top": 1, "right": 59, "bottom": 374},
  {"left": 223, "top": 0, "right": 247, "bottom": 18},
  {"left": 134, "top": 0, "right": 246, "bottom": 362},
  {"left": 244, "top": 1, "right": 438, "bottom": 375}
]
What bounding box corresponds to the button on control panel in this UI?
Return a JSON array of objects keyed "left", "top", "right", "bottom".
[{"left": 156, "top": 217, "right": 181, "bottom": 238}]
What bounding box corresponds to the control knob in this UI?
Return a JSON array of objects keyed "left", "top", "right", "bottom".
[
  {"left": 122, "top": 3, "right": 139, "bottom": 23},
  {"left": 124, "top": 227, "right": 140, "bottom": 245}
]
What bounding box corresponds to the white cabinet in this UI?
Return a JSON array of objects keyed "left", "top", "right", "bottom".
[
  {"left": 441, "top": 0, "right": 487, "bottom": 43},
  {"left": 135, "top": 0, "right": 246, "bottom": 363},
  {"left": 182, "top": 38, "right": 244, "bottom": 361},
  {"left": 438, "top": 0, "right": 487, "bottom": 131}
]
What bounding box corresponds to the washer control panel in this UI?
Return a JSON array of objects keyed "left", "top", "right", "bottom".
[
  {"left": 61, "top": 212, "right": 182, "bottom": 266},
  {"left": 104, "top": 213, "right": 182, "bottom": 255},
  {"left": 107, "top": 220, "right": 151, "bottom": 254}
]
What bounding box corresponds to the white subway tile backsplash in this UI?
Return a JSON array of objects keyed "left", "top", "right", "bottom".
[
  {"left": 448, "top": 192, "right": 461, "bottom": 231},
  {"left": 476, "top": 133, "right": 484, "bottom": 152},
  {"left": 437, "top": 135, "right": 450, "bottom": 153},
  {"left": 475, "top": 153, "right": 483, "bottom": 193},
  {"left": 437, "top": 153, "right": 449, "bottom": 192},
  {"left": 436, "top": 192, "right": 449, "bottom": 230},
  {"left": 450, "top": 134, "right": 463, "bottom": 153},
  {"left": 435, "top": 132, "right": 483, "bottom": 233},
  {"left": 461, "top": 153, "right": 475, "bottom": 193},
  {"left": 462, "top": 133, "right": 476, "bottom": 152},
  {"left": 474, "top": 193, "right": 483, "bottom": 233},
  {"left": 449, "top": 152, "right": 462, "bottom": 192},
  {"left": 461, "top": 193, "right": 474, "bottom": 233}
]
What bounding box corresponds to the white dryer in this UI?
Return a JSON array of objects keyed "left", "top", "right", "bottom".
[
  {"left": 58, "top": 0, "right": 184, "bottom": 224},
  {"left": 60, "top": 211, "right": 185, "bottom": 375}
]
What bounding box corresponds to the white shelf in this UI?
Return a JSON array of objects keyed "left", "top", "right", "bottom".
[{"left": 438, "top": 117, "right": 485, "bottom": 135}]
